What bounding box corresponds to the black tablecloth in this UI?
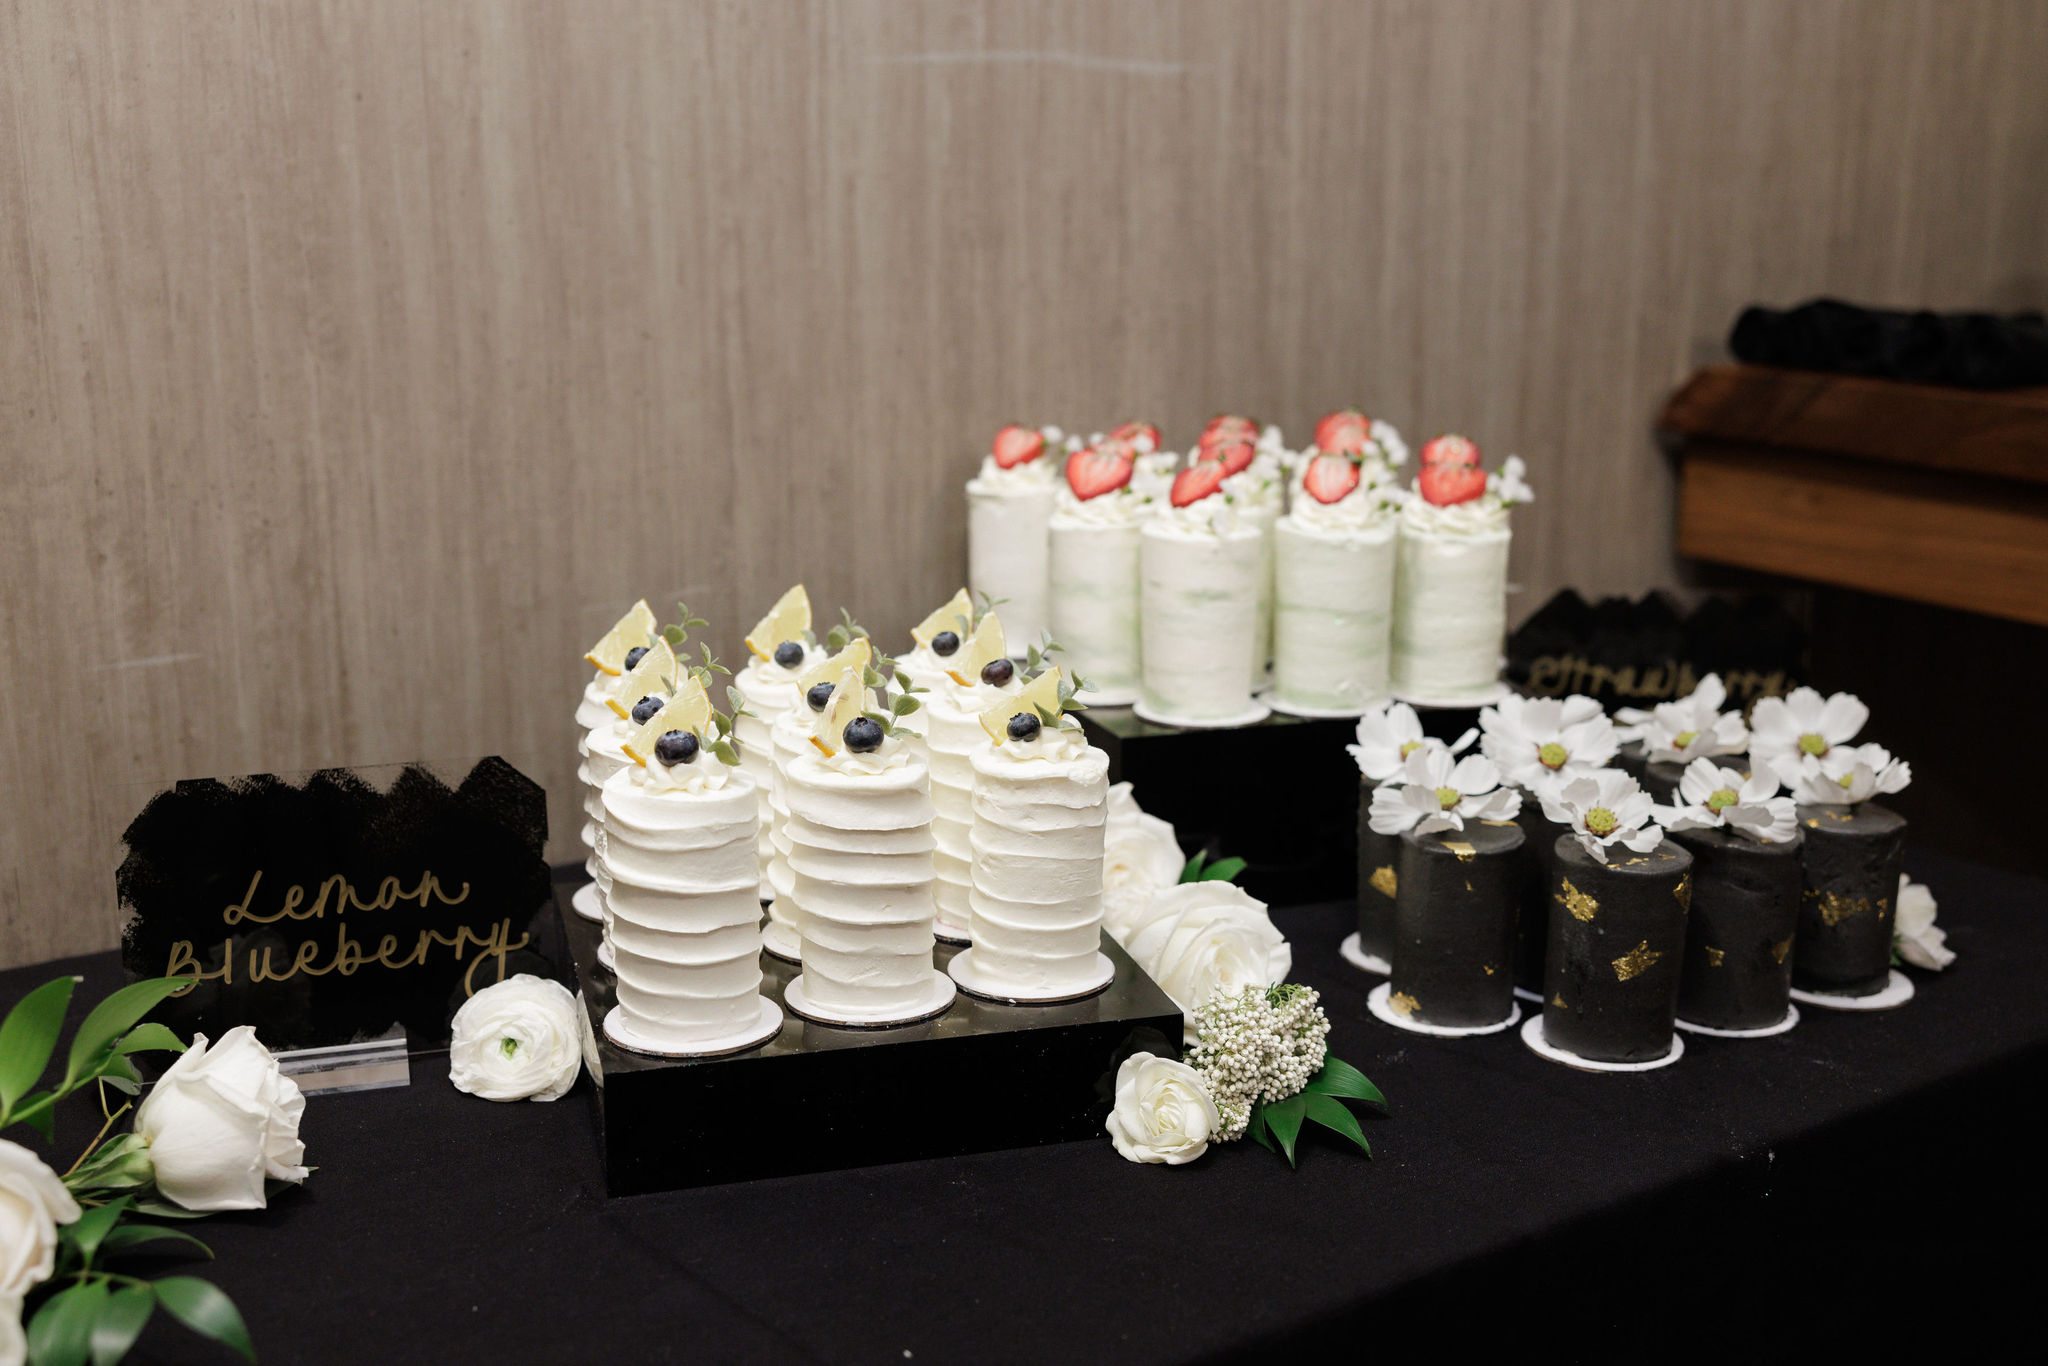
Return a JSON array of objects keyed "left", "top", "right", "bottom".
[{"left": 12, "top": 847, "right": 2045, "bottom": 1364}]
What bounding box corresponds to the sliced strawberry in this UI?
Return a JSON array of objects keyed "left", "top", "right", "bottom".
[
  {"left": 1198, "top": 414, "right": 1258, "bottom": 452},
  {"left": 1170, "top": 462, "right": 1229, "bottom": 507},
  {"left": 1107, "top": 420, "right": 1160, "bottom": 451},
  {"left": 1193, "top": 436, "right": 1256, "bottom": 476},
  {"left": 1302, "top": 452, "right": 1361, "bottom": 504},
  {"left": 992, "top": 424, "right": 1046, "bottom": 469},
  {"left": 1420, "top": 434, "right": 1480, "bottom": 468},
  {"left": 1314, "top": 408, "right": 1370, "bottom": 453},
  {"left": 1066, "top": 444, "right": 1135, "bottom": 500},
  {"left": 1418, "top": 461, "right": 1489, "bottom": 506}
]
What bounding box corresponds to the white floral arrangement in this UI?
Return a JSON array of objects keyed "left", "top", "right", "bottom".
[
  {"left": 1346, "top": 701, "right": 1475, "bottom": 784},
  {"left": 1790, "top": 741, "right": 1912, "bottom": 806},
  {"left": 1894, "top": 876, "right": 1953, "bottom": 970},
  {"left": 1478, "top": 694, "right": 1617, "bottom": 792},
  {"left": 1640, "top": 673, "right": 1749, "bottom": 766},
  {"left": 1661, "top": 758, "right": 1797, "bottom": 845},
  {"left": 449, "top": 975, "right": 586, "bottom": 1103},
  {"left": 1540, "top": 769, "right": 1666, "bottom": 863},
  {"left": 1748, "top": 686, "right": 1911, "bottom": 806},
  {"left": 1366, "top": 748, "right": 1522, "bottom": 837}
]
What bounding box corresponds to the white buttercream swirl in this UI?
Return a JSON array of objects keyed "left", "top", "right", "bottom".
[
  {"left": 1149, "top": 491, "right": 1254, "bottom": 537},
  {"left": 1051, "top": 485, "right": 1154, "bottom": 527},
  {"left": 993, "top": 720, "right": 1091, "bottom": 764},
  {"left": 637, "top": 749, "right": 734, "bottom": 794},
  {"left": 1400, "top": 489, "right": 1512, "bottom": 535},
  {"left": 1288, "top": 466, "right": 1405, "bottom": 533}
]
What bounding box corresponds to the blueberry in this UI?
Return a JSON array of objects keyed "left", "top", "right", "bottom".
[
  {"left": 623, "top": 645, "right": 649, "bottom": 671},
  {"left": 1007, "top": 711, "right": 1042, "bottom": 742},
  {"left": 980, "top": 658, "right": 1015, "bottom": 687},
  {"left": 844, "top": 716, "right": 884, "bottom": 753},
  {"left": 774, "top": 641, "right": 804, "bottom": 669},
  {"left": 654, "top": 730, "right": 699, "bottom": 766},
  {"left": 932, "top": 630, "right": 960, "bottom": 657},
  {"left": 630, "top": 695, "right": 664, "bottom": 724},
  {"left": 806, "top": 681, "right": 835, "bottom": 712}
]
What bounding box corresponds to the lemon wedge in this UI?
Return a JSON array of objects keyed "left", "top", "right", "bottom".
[
  {"left": 584, "top": 600, "right": 657, "bottom": 675},
  {"left": 980, "top": 667, "right": 1063, "bottom": 744},
  {"left": 622, "top": 675, "right": 713, "bottom": 766},
  {"left": 910, "top": 589, "right": 972, "bottom": 648},
  {"left": 945, "top": 612, "right": 1007, "bottom": 687},
  {"left": 744, "top": 585, "right": 812, "bottom": 662},
  {"left": 605, "top": 636, "right": 679, "bottom": 719},
  {"left": 798, "top": 636, "right": 872, "bottom": 701},
  {"left": 809, "top": 665, "right": 869, "bottom": 757}
]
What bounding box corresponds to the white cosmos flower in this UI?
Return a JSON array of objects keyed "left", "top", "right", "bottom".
[
  {"left": 1479, "top": 694, "right": 1617, "bottom": 789},
  {"left": 1792, "top": 742, "right": 1912, "bottom": 806},
  {"left": 1368, "top": 747, "right": 1522, "bottom": 837},
  {"left": 1643, "top": 674, "right": 1750, "bottom": 765},
  {"left": 1894, "top": 876, "right": 1953, "bottom": 970},
  {"left": 1347, "top": 702, "right": 1475, "bottom": 781},
  {"left": 1749, "top": 687, "right": 1869, "bottom": 787},
  {"left": 1540, "top": 770, "right": 1665, "bottom": 864},
  {"left": 1663, "top": 758, "right": 1797, "bottom": 844},
  {"left": 1611, "top": 706, "right": 1653, "bottom": 746}
]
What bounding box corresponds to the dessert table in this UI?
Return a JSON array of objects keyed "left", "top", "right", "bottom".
[{"left": 12, "top": 847, "right": 2040, "bottom": 1363}]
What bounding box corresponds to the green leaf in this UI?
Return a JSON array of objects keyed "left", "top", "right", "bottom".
[
  {"left": 1201, "top": 857, "right": 1247, "bottom": 883},
  {"left": 1302, "top": 1092, "right": 1372, "bottom": 1157},
  {"left": 710, "top": 741, "right": 741, "bottom": 768},
  {"left": 100, "top": 1224, "right": 215, "bottom": 1260},
  {"left": 117, "top": 1022, "right": 186, "bottom": 1056},
  {"left": 891, "top": 694, "right": 920, "bottom": 716},
  {"left": 99, "top": 1075, "right": 139, "bottom": 1097},
  {"left": 1245, "top": 1105, "right": 1273, "bottom": 1151},
  {"left": 28, "top": 1279, "right": 109, "bottom": 1366},
  {"left": 0, "top": 976, "right": 77, "bottom": 1112},
  {"left": 1303, "top": 1055, "right": 1386, "bottom": 1107},
  {"left": 16, "top": 1094, "right": 56, "bottom": 1140},
  {"left": 1264, "top": 1093, "right": 1307, "bottom": 1168},
  {"left": 1179, "top": 851, "right": 1208, "bottom": 883},
  {"left": 63, "top": 979, "right": 190, "bottom": 1088},
  {"left": 152, "top": 1278, "right": 255, "bottom": 1364},
  {"left": 126, "top": 1198, "right": 211, "bottom": 1221},
  {"left": 65, "top": 1195, "right": 132, "bottom": 1267},
  {"left": 89, "top": 1285, "right": 155, "bottom": 1366}
]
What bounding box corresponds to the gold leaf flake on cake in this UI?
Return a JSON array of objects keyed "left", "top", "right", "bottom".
[
  {"left": 1771, "top": 935, "right": 1794, "bottom": 964},
  {"left": 1612, "top": 940, "right": 1662, "bottom": 982},
  {"left": 1703, "top": 945, "right": 1725, "bottom": 967},
  {"left": 1674, "top": 874, "right": 1692, "bottom": 911},
  {"left": 1810, "top": 891, "right": 1870, "bottom": 926},
  {"left": 1482, "top": 963, "right": 1497, "bottom": 976},
  {"left": 1444, "top": 840, "right": 1477, "bottom": 862},
  {"left": 1552, "top": 993, "right": 1567, "bottom": 1008},
  {"left": 1388, "top": 991, "right": 1419, "bottom": 1017},
  {"left": 1369, "top": 865, "right": 1397, "bottom": 899},
  {"left": 1556, "top": 878, "right": 1598, "bottom": 922}
]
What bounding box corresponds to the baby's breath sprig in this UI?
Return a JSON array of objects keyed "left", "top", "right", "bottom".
[{"left": 1184, "top": 983, "right": 1382, "bottom": 1165}]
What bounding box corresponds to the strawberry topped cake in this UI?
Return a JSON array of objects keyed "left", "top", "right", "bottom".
[
  {"left": 1271, "top": 409, "right": 1409, "bottom": 715},
  {"left": 1192, "top": 416, "right": 1288, "bottom": 685},
  {"left": 1388, "top": 436, "right": 1534, "bottom": 705},
  {"left": 1135, "top": 451, "right": 1272, "bottom": 728},
  {"left": 1047, "top": 430, "right": 1155, "bottom": 705},
  {"left": 966, "top": 423, "right": 1074, "bottom": 651}
]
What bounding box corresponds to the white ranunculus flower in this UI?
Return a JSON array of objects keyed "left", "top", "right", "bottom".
[
  {"left": 1894, "top": 876, "right": 1953, "bottom": 970},
  {"left": 1664, "top": 758, "right": 1797, "bottom": 844},
  {"left": 1122, "top": 883, "right": 1291, "bottom": 1023},
  {"left": 1101, "top": 783, "right": 1186, "bottom": 901},
  {"left": 1791, "top": 742, "right": 1912, "bottom": 806},
  {"left": 1368, "top": 746, "right": 1521, "bottom": 836},
  {"left": 1479, "top": 694, "right": 1617, "bottom": 789},
  {"left": 1106, "top": 1053, "right": 1218, "bottom": 1165},
  {"left": 449, "top": 974, "right": 584, "bottom": 1103},
  {"left": 0, "top": 1140, "right": 80, "bottom": 1299},
  {"left": 2, "top": 1294, "right": 23, "bottom": 1366},
  {"left": 1642, "top": 673, "right": 1750, "bottom": 765},
  {"left": 1541, "top": 770, "right": 1665, "bottom": 864},
  {"left": 1749, "top": 686, "right": 1868, "bottom": 787},
  {"left": 133, "top": 1026, "right": 307, "bottom": 1213}
]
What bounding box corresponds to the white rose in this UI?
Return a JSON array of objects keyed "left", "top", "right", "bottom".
[
  {"left": 1122, "top": 882, "right": 1292, "bottom": 1021},
  {"left": 1106, "top": 1053, "right": 1218, "bottom": 1165},
  {"left": 1103, "top": 809, "right": 1186, "bottom": 900},
  {"left": 449, "top": 975, "right": 583, "bottom": 1103},
  {"left": 1894, "top": 875, "right": 1954, "bottom": 971},
  {"left": 134, "top": 1026, "right": 308, "bottom": 1213},
  {"left": 1, "top": 1294, "right": 23, "bottom": 1366},
  {"left": 0, "top": 1140, "right": 80, "bottom": 1300}
]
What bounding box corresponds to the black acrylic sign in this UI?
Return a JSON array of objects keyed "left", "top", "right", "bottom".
[
  {"left": 1506, "top": 590, "right": 1807, "bottom": 715},
  {"left": 119, "top": 758, "right": 557, "bottom": 1050}
]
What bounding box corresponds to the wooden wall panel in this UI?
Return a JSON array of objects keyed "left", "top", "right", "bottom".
[{"left": 3, "top": 0, "right": 2045, "bottom": 966}]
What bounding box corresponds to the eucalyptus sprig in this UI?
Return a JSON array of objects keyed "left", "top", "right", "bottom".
[
  {"left": 970, "top": 590, "right": 1008, "bottom": 630},
  {"left": 825, "top": 608, "right": 869, "bottom": 654},
  {"left": 1028, "top": 669, "right": 1093, "bottom": 734},
  {"left": 1021, "top": 634, "right": 1064, "bottom": 681},
  {"left": 658, "top": 601, "right": 710, "bottom": 654},
  {"left": 861, "top": 649, "right": 924, "bottom": 738}
]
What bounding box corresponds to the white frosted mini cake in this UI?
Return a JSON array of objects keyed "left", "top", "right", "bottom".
[
  {"left": 1389, "top": 437, "right": 1533, "bottom": 705},
  {"left": 966, "top": 424, "right": 1070, "bottom": 649},
  {"left": 1137, "top": 458, "right": 1269, "bottom": 728},
  {"left": 920, "top": 612, "right": 1020, "bottom": 943},
  {"left": 1047, "top": 434, "right": 1150, "bottom": 705},
  {"left": 733, "top": 585, "right": 821, "bottom": 908},
  {"left": 764, "top": 634, "right": 874, "bottom": 960}
]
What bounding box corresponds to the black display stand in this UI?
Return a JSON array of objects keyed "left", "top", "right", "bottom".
[{"left": 559, "top": 885, "right": 1182, "bottom": 1196}]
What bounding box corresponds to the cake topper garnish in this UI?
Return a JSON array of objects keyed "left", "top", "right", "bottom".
[
  {"left": 946, "top": 610, "right": 1009, "bottom": 687},
  {"left": 1414, "top": 438, "right": 1533, "bottom": 509},
  {"left": 1747, "top": 687, "right": 1872, "bottom": 787},
  {"left": 1066, "top": 442, "right": 1136, "bottom": 500},
  {"left": 991, "top": 424, "right": 1047, "bottom": 469},
  {"left": 621, "top": 675, "right": 712, "bottom": 766},
  {"left": 1169, "top": 461, "right": 1229, "bottom": 508},
  {"left": 583, "top": 599, "right": 657, "bottom": 675},
  {"left": 799, "top": 635, "right": 874, "bottom": 714},
  {"left": 606, "top": 635, "right": 680, "bottom": 719},
  {"left": 1366, "top": 747, "right": 1521, "bottom": 835},
  {"left": 1313, "top": 409, "right": 1371, "bottom": 455},
  {"left": 1107, "top": 420, "right": 1161, "bottom": 454},
  {"left": 978, "top": 664, "right": 1089, "bottom": 746},
  {"left": 1789, "top": 742, "right": 1912, "bottom": 806},
  {"left": 1540, "top": 770, "right": 1665, "bottom": 863},
  {"left": 911, "top": 589, "right": 973, "bottom": 659},
  {"left": 743, "top": 585, "right": 812, "bottom": 666},
  {"left": 808, "top": 665, "right": 871, "bottom": 757},
  {"left": 1348, "top": 701, "right": 1477, "bottom": 782},
  {"left": 1662, "top": 758, "right": 1797, "bottom": 844},
  {"left": 1478, "top": 694, "right": 1617, "bottom": 789},
  {"left": 1641, "top": 673, "right": 1750, "bottom": 764}
]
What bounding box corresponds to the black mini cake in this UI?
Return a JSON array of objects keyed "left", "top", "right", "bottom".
[
  {"left": 1792, "top": 803, "right": 1907, "bottom": 996},
  {"left": 1511, "top": 799, "right": 1573, "bottom": 996},
  {"left": 1541, "top": 837, "right": 1693, "bottom": 1063},
  {"left": 1639, "top": 759, "right": 1683, "bottom": 805},
  {"left": 1673, "top": 826, "right": 1802, "bottom": 1031},
  {"left": 1355, "top": 776, "right": 1402, "bottom": 967},
  {"left": 1388, "top": 821, "right": 1524, "bottom": 1029}
]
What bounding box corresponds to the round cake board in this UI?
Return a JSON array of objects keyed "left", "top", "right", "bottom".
[
  {"left": 569, "top": 882, "right": 605, "bottom": 924},
  {"left": 1520, "top": 1015, "right": 1685, "bottom": 1072},
  {"left": 602, "top": 997, "right": 783, "bottom": 1058},
  {"left": 782, "top": 970, "right": 957, "bottom": 1028},
  {"left": 1367, "top": 982, "right": 1520, "bottom": 1037},
  {"left": 597, "top": 938, "right": 616, "bottom": 975},
  {"left": 932, "top": 919, "right": 971, "bottom": 947},
  {"left": 761, "top": 919, "right": 802, "bottom": 964},
  {"left": 1790, "top": 970, "right": 1915, "bottom": 1012},
  {"left": 1675, "top": 1005, "right": 1800, "bottom": 1039},
  {"left": 1513, "top": 986, "right": 1543, "bottom": 1004},
  {"left": 948, "top": 949, "right": 1115, "bottom": 1005},
  {"left": 1269, "top": 695, "right": 1390, "bottom": 721},
  {"left": 1075, "top": 685, "right": 1139, "bottom": 708},
  {"left": 1132, "top": 698, "right": 1273, "bottom": 731},
  {"left": 1338, "top": 932, "right": 1391, "bottom": 977},
  {"left": 1389, "top": 681, "right": 1511, "bottom": 710}
]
